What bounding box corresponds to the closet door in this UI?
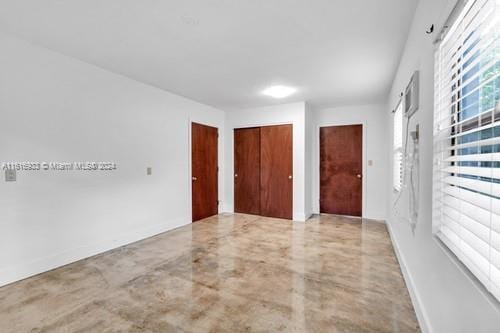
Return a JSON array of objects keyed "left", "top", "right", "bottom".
[
  {"left": 260, "top": 124, "right": 293, "bottom": 219},
  {"left": 234, "top": 127, "right": 261, "bottom": 215}
]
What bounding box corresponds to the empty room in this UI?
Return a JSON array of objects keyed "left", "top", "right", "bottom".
[{"left": 1, "top": 0, "right": 499, "bottom": 332}]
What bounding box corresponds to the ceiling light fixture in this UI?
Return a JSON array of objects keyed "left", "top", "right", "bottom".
[{"left": 262, "top": 85, "right": 297, "bottom": 99}]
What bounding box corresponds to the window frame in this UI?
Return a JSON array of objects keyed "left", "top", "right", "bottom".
[{"left": 432, "top": 0, "right": 500, "bottom": 302}]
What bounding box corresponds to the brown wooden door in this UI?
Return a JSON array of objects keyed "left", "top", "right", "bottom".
[
  {"left": 260, "top": 124, "right": 293, "bottom": 219},
  {"left": 320, "top": 125, "right": 362, "bottom": 216},
  {"left": 234, "top": 127, "right": 261, "bottom": 215},
  {"left": 191, "top": 122, "right": 218, "bottom": 222}
]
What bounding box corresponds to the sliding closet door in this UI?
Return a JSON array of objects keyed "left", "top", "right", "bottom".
[
  {"left": 234, "top": 127, "right": 261, "bottom": 215},
  {"left": 260, "top": 124, "right": 293, "bottom": 219}
]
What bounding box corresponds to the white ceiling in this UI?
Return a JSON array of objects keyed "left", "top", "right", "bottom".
[{"left": 0, "top": 0, "right": 418, "bottom": 110}]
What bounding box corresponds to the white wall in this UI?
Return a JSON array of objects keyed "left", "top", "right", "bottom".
[
  {"left": 385, "top": 0, "right": 500, "bottom": 332},
  {"left": 0, "top": 32, "right": 225, "bottom": 287},
  {"left": 223, "top": 102, "right": 310, "bottom": 221},
  {"left": 311, "top": 104, "right": 389, "bottom": 220},
  {"left": 304, "top": 103, "right": 314, "bottom": 219}
]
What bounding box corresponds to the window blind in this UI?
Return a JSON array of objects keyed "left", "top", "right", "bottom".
[
  {"left": 394, "top": 102, "right": 404, "bottom": 191},
  {"left": 433, "top": 0, "right": 500, "bottom": 301}
]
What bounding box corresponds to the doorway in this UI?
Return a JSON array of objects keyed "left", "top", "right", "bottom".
[
  {"left": 320, "top": 124, "right": 362, "bottom": 216},
  {"left": 234, "top": 124, "right": 293, "bottom": 219},
  {"left": 191, "top": 122, "right": 218, "bottom": 222}
]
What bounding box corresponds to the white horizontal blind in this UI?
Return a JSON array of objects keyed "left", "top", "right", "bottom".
[
  {"left": 433, "top": 0, "right": 500, "bottom": 301},
  {"left": 393, "top": 102, "right": 403, "bottom": 191}
]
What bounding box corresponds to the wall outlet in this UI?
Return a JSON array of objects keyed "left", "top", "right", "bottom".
[
  {"left": 147, "top": 167, "right": 152, "bottom": 175},
  {"left": 5, "top": 169, "right": 16, "bottom": 182}
]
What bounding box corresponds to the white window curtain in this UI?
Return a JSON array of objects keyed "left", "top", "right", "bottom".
[
  {"left": 433, "top": 0, "right": 500, "bottom": 301},
  {"left": 393, "top": 102, "right": 404, "bottom": 191}
]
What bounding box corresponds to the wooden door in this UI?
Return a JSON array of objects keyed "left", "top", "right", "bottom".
[
  {"left": 260, "top": 124, "right": 293, "bottom": 219},
  {"left": 191, "top": 122, "right": 218, "bottom": 222},
  {"left": 234, "top": 127, "right": 261, "bottom": 215},
  {"left": 320, "top": 125, "right": 362, "bottom": 216}
]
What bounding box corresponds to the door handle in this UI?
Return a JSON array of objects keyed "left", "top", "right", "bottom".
[
  {"left": 356, "top": 174, "right": 362, "bottom": 178},
  {"left": 234, "top": 174, "right": 238, "bottom": 178},
  {"left": 288, "top": 175, "right": 293, "bottom": 179},
  {"left": 192, "top": 176, "right": 197, "bottom": 181}
]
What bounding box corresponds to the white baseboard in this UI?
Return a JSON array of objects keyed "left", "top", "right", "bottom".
[
  {"left": 0, "top": 217, "right": 189, "bottom": 288},
  {"left": 311, "top": 210, "right": 386, "bottom": 222},
  {"left": 220, "top": 208, "right": 311, "bottom": 222},
  {"left": 293, "top": 212, "right": 312, "bottom": 222},
  {"left": 364, "top": 215, "right": 387, "bottom": 222},
  {"left": 220, "top": 204, "right": 233, "bottom": 214},
  {"left": 386, "top": 221, "right": 432, "bottom": 333}
]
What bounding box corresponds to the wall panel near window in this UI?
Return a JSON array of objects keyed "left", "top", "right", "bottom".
[
  {"left": 393, "top": 102, "right": 404, "bottom": 191},
  {"left": 433, "top": 0, "right": 500, "bottom": 301}
]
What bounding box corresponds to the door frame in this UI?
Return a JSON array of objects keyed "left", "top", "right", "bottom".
[
  {"left": 315, "top": 121, "right": 367, "bottom": 218},
  {"left": 188, "top": 118, "right": 221, "bottom": 222}
]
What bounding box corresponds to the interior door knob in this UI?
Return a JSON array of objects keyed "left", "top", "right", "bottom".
[
  {"left": 234, "top": 174, "right": 238, "bottom": 178},
  {"left": 288, "top": 175, "right": 293, "bottom": 179},
  {"left": 192, "top": 176, "right": 197, "bottom": 181},
  {"left": 356, "top": 174, "right": 362, "bottom": 178}
]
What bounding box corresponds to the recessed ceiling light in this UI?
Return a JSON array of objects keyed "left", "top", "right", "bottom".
[{"left": 262, "top": 85, "right": 297, "bottom": 99}]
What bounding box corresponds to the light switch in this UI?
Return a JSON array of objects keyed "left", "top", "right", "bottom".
[
  {"left": 5, "top": 169, "right": 16, "bottom": 182},
  {"left": 368, "top": 160, "right": 373, "bottom": 166},
  {"left": 147, "top": 167, "right": 152, "bottom": 175}
]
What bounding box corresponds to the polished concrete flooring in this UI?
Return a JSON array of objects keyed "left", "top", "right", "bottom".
[{"left": 0, "top": 214, "right": 419, "bottom": 332}]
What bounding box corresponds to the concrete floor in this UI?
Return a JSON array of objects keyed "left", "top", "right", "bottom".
[{"left": 0, "top": 214, "right": 419, "bottom": 332}]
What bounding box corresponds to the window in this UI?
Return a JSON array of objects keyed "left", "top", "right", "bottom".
[
  {"left": 393, "top": 102, "right": 403, "bottom": 191},
  {"left": 433, "top": 0, "right": 500, "bottom": 301}
]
